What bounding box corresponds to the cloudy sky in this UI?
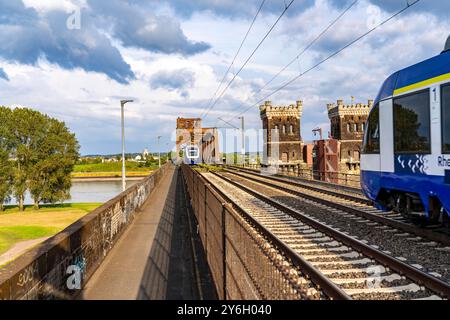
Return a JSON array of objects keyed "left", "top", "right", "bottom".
[{"left": 0, "top": 0, "right": 449, "bottom": 155}]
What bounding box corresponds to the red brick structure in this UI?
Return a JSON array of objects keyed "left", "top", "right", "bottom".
[
  {"left": 313, "top": 139, "right": 340, "bottom": 183},
  {"left": 327, "top": 99, "right": 372, "bottom": 173},
  {"left": 176, "top": 118, "right": 220, "bottom": 164}
]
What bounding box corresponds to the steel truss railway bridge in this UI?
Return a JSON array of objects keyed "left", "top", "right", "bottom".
[{"left": 1, "top": 163, "right": 449, "bottom": 300}]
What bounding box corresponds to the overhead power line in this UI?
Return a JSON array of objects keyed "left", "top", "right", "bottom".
[
  {"left": 201, "top": 0, "right": 296, "bottom": 120},
  {"left": 221, "top": 0, "right": 359, "bottom": 123},
  {"left": 232, "top": 0, "right": 421, "bottom": 119},
  {"left": 200, "top": 0, "right": 267, "bottom": 119}
]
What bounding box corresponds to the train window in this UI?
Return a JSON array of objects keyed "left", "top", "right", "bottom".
[
  {"left": 442, "top": 84, "right": 450, "bottom": 153},
  {"left": 362, "top": 104, "right": 380, "bottom": 154},
  {"left": 393, "top": 90, "right": 431, "bottom": 154}
]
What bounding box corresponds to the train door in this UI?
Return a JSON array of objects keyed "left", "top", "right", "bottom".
[{"left": 379, "top": 99, "right": 395, "bottom": 175}]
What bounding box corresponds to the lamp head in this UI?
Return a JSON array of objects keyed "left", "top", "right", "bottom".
[{"left": 120, "top": 99, "right": 134, "bottom": 106}]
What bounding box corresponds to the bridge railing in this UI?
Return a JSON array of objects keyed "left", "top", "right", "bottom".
[
  {"left": 181, "top": 165, "right": 310, "bottom": 300},
  {"left": 0, "top": 163, "right": 170, "bottom": 300}
]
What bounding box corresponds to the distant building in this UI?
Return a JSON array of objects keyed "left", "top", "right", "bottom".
[
  {"left": 142, "top": 148, "right": 149, "bottom": 160},
  {"left": 175, "top": 118, "right": 220, "bottom": 164},
  {"left": 327, "top": 99, "right": 372, "bottom": 173},
  {"left": 259, "top": 100, "right": 308, "bottom": 174}
]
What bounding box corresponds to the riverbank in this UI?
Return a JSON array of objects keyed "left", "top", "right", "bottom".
[
  {"left": 71, "top": 174, "right": 149, "bottom": 182},
  {"left": 71, "top": 171, "right": 152, "bottom": 179},
  {"left": 0, "top": 203, "right": 101, "bottom": 266}
]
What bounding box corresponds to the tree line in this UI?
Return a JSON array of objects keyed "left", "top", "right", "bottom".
[{"left": 0, "top": 106, "right": 80, "bottom": 211}]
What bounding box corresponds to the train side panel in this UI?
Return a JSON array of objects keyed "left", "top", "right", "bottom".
[{"left": 362, "top": 84, "right": 450, "bottom": 219}]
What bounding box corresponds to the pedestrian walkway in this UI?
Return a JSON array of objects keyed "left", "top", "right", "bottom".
[{"left": 79, "top": 166, "right": 216, "bottom": 300}]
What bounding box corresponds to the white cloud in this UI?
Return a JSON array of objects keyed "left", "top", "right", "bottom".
[
  {"left": 22, "top": 0, "right": 86, "bottom": 13},
  {"left": 1, "top": 0, "right": 449, "bottom": 154}
]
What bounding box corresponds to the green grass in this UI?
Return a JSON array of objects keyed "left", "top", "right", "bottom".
[
  {"left": 74, "top": 162, "right": 158, "bottom": 173},
  {"left": 0, "top": 203, "right": 102, "bottom": 258},
  {"left": 195, "top": 164, "right": 223, "bottom": 172},
  {"left": 0, "top": 226, "right": 59, "bottom": 256},
  {"left": 1, "top": 203, "right": 101, "bottom": 214}
]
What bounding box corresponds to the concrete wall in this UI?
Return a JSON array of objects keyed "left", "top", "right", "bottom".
[{"left": 0, "top": 164, "right": 170, "bottom": 300}]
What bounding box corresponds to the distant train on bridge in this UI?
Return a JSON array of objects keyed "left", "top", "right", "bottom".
[
  {"left": 361, "top": 36, "right": 450, "bottom": 226},
  {"left": 184, "top": 144, "right": 201, "bottom": 165}
]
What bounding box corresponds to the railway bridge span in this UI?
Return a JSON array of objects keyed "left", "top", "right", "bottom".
[{"left": 1, "top": 164, "right": 449, "bottom": 300}]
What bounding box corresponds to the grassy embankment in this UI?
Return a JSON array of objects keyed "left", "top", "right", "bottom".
[
  {"left": 72, "top": 162, "right": 158, "bottom": 178},
  {"left": 0, "top": 203, "right": 101, "bottom": 260}
]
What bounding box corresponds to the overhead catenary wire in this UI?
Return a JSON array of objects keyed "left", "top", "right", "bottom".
[
  {"left": 232, "top": 0, "right": 421, "bottom": 119},
  {"left": 200, "top": 0, "right": 267, "bottom": 119},
  {"left": 201, "top": 0, "right": 297, "bottom": 120},
  {"left": 220, "top": 0, "right": 359, "bottom": 123}
]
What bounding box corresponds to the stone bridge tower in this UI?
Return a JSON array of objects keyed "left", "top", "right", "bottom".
[
  {"left": 176, "top": 118, "right": 220, "bottom": 164},
  {"left": 260, "top": 100, "right": 305, "bottom": 171},
  {"left": 327, "top": 99, "right": 372, "bottom": 173}
]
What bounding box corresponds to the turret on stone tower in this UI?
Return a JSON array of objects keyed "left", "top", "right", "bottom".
[
  {"left": 327, "top": 98, "right": 372, "bottom": 173},
  {"left": 260, "top": 100, "right": 305, "bottom": 171}
]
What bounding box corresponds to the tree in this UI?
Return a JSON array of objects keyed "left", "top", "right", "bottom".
[
  {"left": 0, "top": 107, "right": 80, "bottom": 211},
  {"left": 0, "top": 106, "right": 81, "bottom": 211},
  {"left": 8, "top": 108, "right": 47, "bottom": 211},
  {"left": 0, "top": 152, "right": 12, "bottom": 211},
  {"left": 28, "top": 117, "right": 80, "bottom": 209},
  {"left": 0, "top": 107, "right": 13, "bottom": 210}
]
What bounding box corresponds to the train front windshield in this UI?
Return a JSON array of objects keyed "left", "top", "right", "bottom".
[
  {"left": 362, "top": 104, "right": 380, "bottom": 154},
  {"left": 189, "top": 149, "right": 198, "bottom": 157},
  {"left": 187, "top": 146, "right": 199, "bottom": 159}
]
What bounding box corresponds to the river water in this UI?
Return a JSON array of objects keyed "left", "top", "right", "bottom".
[{"left": 6, "top": 180, "right": 140, "bottom": 206}]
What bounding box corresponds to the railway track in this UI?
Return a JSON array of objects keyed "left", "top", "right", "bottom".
[
  {"left": 224, "top": 166, "right": 450, "bottom": 247},
  {"left": 201, "top": 171, "right": 450, "bottom": 300},
  {"left": 219, "top": 168, "right": 450, "bottom": 283},
  {"left": 227, "top": 165, "right": 364, "bottom": 198}
]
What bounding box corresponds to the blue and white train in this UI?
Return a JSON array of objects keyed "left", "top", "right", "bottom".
[
  {"left": 185, "top": 144, "right": 201, "bottom": 165},
  {"left": 361, "top": 36, "right": 450, "bottom": 225}
]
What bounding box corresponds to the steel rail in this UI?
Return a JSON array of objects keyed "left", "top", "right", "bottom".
[
  {"left": 226, "top": 165, "right": 362, "bottom": 194},
  {"left": 199, "top": 172, "right": 352, "bottom": 300},
  {"left": 223, "top": 168, "right": 450, "bottom": 247},
  {"left": 211, "top": 171, "right": 450, "bottom": 299},
  {"left": 225, "top": 166, "right": 368, "bottom": 204}
]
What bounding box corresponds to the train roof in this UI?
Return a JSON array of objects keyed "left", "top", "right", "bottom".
[{"left": 374, "top": 50, "right": 450, "bottom": 105}]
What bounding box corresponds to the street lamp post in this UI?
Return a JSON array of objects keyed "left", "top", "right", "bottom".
[
  {"left": 157, "top": 136, "right": 162, "bottom": 168},
  {"left": 120, "top": 99, "right": 133, "bottom": 191},
  {"left": 166, "top": 143, "right": 170, "bottom": 163}
]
